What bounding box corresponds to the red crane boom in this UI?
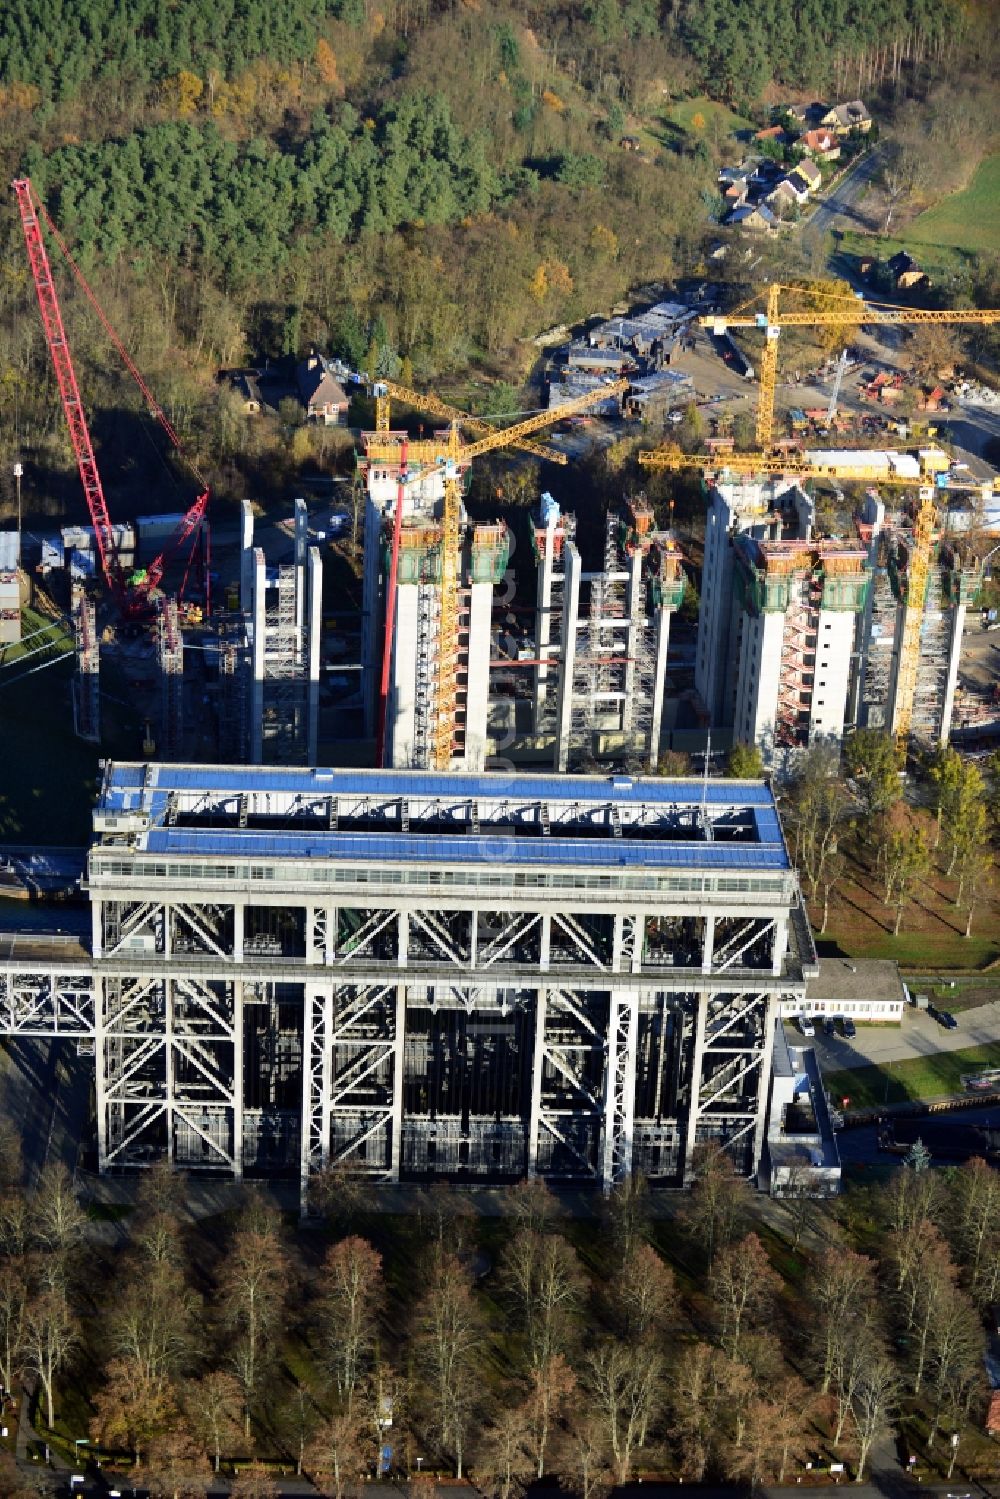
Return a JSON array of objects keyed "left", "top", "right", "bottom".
[
  {"left": 12, "top": 176, "right": 125, "bottom": 599},
  {"left": 12, "top": 177, "right": 210, "bottom": 612}
]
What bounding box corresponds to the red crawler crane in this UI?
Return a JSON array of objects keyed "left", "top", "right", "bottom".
[{"left": 12, "top": 177, "right": 210, "bottom": 614}]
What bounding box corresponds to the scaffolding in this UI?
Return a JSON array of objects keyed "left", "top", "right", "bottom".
[
  {"left": 71, "top": 583, "right": 100, "bottom": 743},
  {"left": 157, "top": 596, "right": 184, "bottom": 759}
]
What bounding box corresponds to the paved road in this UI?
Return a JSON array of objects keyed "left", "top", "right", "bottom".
[
  {"left": 791, "top": 1000, "right": 1000, "bottom": 1072},
  {"left": 804, "top": 147, "right": 884, "bottom": 250}
]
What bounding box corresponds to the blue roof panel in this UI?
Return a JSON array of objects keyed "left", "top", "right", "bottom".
[{"left": 137, "top": 826, "right": 789, "bottom": 871}]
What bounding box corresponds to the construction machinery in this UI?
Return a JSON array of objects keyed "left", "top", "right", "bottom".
[
  {"left": 12, "top": 178, "right": 210, "bottom": 616},
  {"left": 370, "top": 380, "right": 568, "bottom": 464},
  {"left": 706, "top": 282, "right": 1000, "bottom": 451},
  {"left": 366, "top": 379, "right": 629, "bottom": 768}
]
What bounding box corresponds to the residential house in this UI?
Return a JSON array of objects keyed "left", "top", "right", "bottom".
[
  {"left": 621, "top": 135, "right": 641, "bottom": 152},
  {"left": 725, "top": 203, "right": 778, "bottom": 232},
  {"left": 767, "top": 179, "right": 802, "bottom": 217},
  {"left": 233, "top": 371, "right": 262, "bottom": 414},
  {"left": 887, "top": 250, "right": 930, "bottom": 290},
  {"left": 754, "top": 124, "right": 786, "bottom": 145},
  {"left": 722, "top": 176, "right": 749, "bottom": 209},
  {"left": 789, "top": 158, "right": 822, "bottom": 193},
  {"left": 295, "top": 353, "right": 349, "bottom": 425},
  {"left": 821, "top": 100, "right": 872, "bottom": 135},
  {"left": 783, "top": 102, "right": 827, "bottom": 128},
  {"left": 796, "top": 128, "right": 841, "bottom": 161},
  {"left": 857, "top": 255, "right": 876, "bottom": 279}
]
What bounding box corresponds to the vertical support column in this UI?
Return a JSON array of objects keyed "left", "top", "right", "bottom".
[
  {"left": 161, "top": 902, "right": 172, "bottom": 958},
  {"left": 389, "top": 982, "right": 406, "bottom": 1183},
  {"left": 771, "top": 916, "right": 788, "bottom": 976},
  {"left": 701, "top": 914, "right": 716, "bottom": 974},
  {"left": 91, "top": 898, "right": 102, "bottom": 960},
  {"left": 649, "top": 607, "right": 671, "bottom": 770},
  {"left": 527, "top": 988, "right": 547, "bottom": 1178},
  {"left": 306, "top": 546, "right": 322, "bottom": 766},
  {"left": 601, "top": 989, "right": 638, "bottom": 1190},
  {"left": 164, "top": 977, "right": 175, "bottom": 1163},
  {"left": 539, "top": 913, "right": 551, "bottom": 972},
  {"left": 95, "top": 976, "right": 108, "bottom": 1173},
  {"left": 325, "top": 905, "right": 335, "bottom": 966},
  {"left": 240, "top": 500, "right": 254, "bottom": 615},
  {"left": 361, "top": 492, "right": 382, "bottom": 740},
  {"left": 398, "top": 911, "right": 409, "bottom": 969},
  {"left": 555, "top": 542, "right": 581, "bottom": 773},
  {"left": 533, "top": 520, "right": 556, "bottom": 734},
  {"left": 250, "top": 546, "right": 266, "bottom": 763},
  {"left": 622, "top": 550, "right": 642, "bottom": 733},
  {"left": 939, "top": 601, "right": 966, "bottom": 743},
  {"left": 300, "top": 986, "right": 332, "bottom": 1214},
  {"left": 749, "top": 994, "right": 779, "bottom": 1179},
  {"left": 294, "top": 497, "right": 308, "bottom": 587},
  {"left": 683, "top": 994, "right": 708, "bottom": 1182},
  {"left": 232, "top": 980, "right": 244, "bottom": 1180},
  {"left": 233, "top": 902, "right": 244, "bottom": 963}
]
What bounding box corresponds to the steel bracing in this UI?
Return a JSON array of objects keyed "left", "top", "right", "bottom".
[{"left": 0, "top": 765, "right": 814, "bottom": 1197}]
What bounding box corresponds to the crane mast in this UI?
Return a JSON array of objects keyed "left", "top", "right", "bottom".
[{"left": 12, "top": 177, "right": 125, "bottom": 600}]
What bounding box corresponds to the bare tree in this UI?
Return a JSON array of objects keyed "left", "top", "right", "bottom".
[
  {"left": 560, "top": 1408, "right": 611, "bottom": 1499},
  {"left": 230, "top": 1464, "right": 278, "bottom": 1499},
  {"left": 319, "top": 1236, "right": 383, "bottom": 1409},
  {"left": 954, "top": 1156, "right": 1000, "bottom": 1290},
  {"left": 584, "top": 1340, "right": 661, "bottom": 1484},
  {"left": 504, "top": 1177, "right": 561, "bottom": 1235},
  {"left": 423, "top": 1183, "right": 477, "bottom": 1256},
  {"left": 528, "top": 1353, "right": 575, "bottom": 1478},
  {"left": 604, "top": 1172, "right": 650, "bottom": 1263},
  {"left": 110, "top": 1257, "right": 201, "bottom": 1382},
  {"left": 412, "top": 1250, "right": 481, "bottom": 1477},
  {"left": 709, "top": 1232, "right": 781, "bottom": 1359},
  {"left": 180, "top": 1370, "right": 243, "bottom": 1472},
  {"left": 851, "top": 1350, "right": 900, "bottom": 1483},
  {"left": 304, "top": 1411, "right": 367, "bottom": 1499},
  {"left": 90, "top": 1357, "right": 174, "bottom": 1465},
  {"left": 679, "top": 1144, "right": 748, "bottom": 1264},
  {"left": 907, "top": 1227, "right": 959, "bottom": 1393},
  {"left": 476, "top": 1403, "right": 534, "bottom": 1499},
  {"left": 611, "top": 1244, "right": 675, "bottom": 1342},
  {"left": 22, "top": 1288, "right": 77, "bottom": 1430},
  {"left": 813, "top": 1248, "right": 877, "bottom": 1394},
  {"left": 502, "top": 1229, "right": 583, "bottom": 1370},
  {"left": 926, "top": 1281, "right": 985, "bottom": 1449},
  {"left": 220, "top": 1199, "right": 289, "bottom": 1436},
  {"left": 0, "top": 1260, "right": 25, "bottom": 1394},
  {"left": 145, "top": 1427, "right": 213, "bottom": 1499},
  {"left": 30, "top": 1165, "right": 86, "bottom": 1289}
]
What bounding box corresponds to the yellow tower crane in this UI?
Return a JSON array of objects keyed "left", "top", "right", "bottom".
[
  {"left": 364, "top": 379, "right": 628, "bottom": 768},
  {"left": 706, "top": 282, "right": 1000, "bottom": 451},
  {"left": 372, "top": 380, "right": 568, "bottom": 463}
]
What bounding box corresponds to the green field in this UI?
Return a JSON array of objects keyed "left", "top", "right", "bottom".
[
  {"left": 907, "top": 152, "right": 1000, "bottom": 255},
  {"left": 664, "top": 95, "right": 753, "bottom": 139},
  {"left": 823, "top": 1041, "right": 1000, "bottom": 1111}
]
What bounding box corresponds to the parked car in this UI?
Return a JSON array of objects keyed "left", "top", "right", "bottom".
[
  {"left": 798, "top": 1014, "right": 815, "bottom": 1038},
  {"left": 823, "top": 1017, "right": 836, "bottom": 1036},
  {"left": 939, "top": 1010, "right": 958, "bottom": 1030},
  {"left": 841, "top": 1017, "right": 857, "bottom": 1039}
]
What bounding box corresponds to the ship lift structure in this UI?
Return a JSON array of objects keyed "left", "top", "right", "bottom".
[{"left": 12, "top": 177, "right": 210, "bottom": 617}]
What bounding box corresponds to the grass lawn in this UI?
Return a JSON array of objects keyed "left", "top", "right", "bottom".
[
  {"left": 836, "top": 229, "right": 967, "bottom": 285},
  {"left": 823, "top": 1040, "right": 1000, "bottom": 1110},
  {"left": 665, "top": 95, "right": 753, "bottom": 139},
  {"left": 908, "top": 152, "right": 1000, "bottom": 255}
]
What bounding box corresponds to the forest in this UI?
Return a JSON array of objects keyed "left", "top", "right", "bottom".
[
  {"left": 0, "top": 0, "right": 997, "bottom": 526},
  {"left": 2, "top": 1145, "right": 999, "bottom": 1496}
]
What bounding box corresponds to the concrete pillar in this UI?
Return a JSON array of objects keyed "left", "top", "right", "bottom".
[
  {"left": 555, "top": 542, "right": 581, "bottom": 773},
  {"left": 91, "top": 899, "right": 102, "bottom": 960},
  {"left": 389, "top": 586, "right": 419, "bottom": 768},
  {"left": 533, "top": 521, "right": 556, "bottom": 734},
  {"left": 294, "top": 497, "right": 308, "bottom": 580},
  {"left": 463, "top": 581, "right": 492, "bottom": 771},
  {"left": 306, "top": 546, "right": 322, "bottom": 765},
  {"left": 360, "top": 492, "right": 383, "bottom": 739},
  {"left": 772, "top": 915, "right": 788, "bottom": 976},
  {"left": 622, "top": 551, "right": 642, "bottom": 732},
  {"left": 398, "top": 911, "right": 409, "bottom": 969},
  {"left": 233, "top": 902, "right": 244, "bottom": 963},
  {"left": 539, "top": 913, "right": 551, "bottom": 972},
  {"left": 240, "top": 501, "right": 254, "bottom": 615},
  {"left": 701, "top": 914, "right": 715, "bottom": 974},
  {"left": 649, "top": 607, "right": 671, "bottom": 771},
  {"left": 250, "top": 547, "right": 266, "bottom": 763},
  {"left": 683, "top": 996, "right": 708, "bottom": 1181},
  {"left": 939, "top": 601, "right": 966, "bottom": 743}
]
